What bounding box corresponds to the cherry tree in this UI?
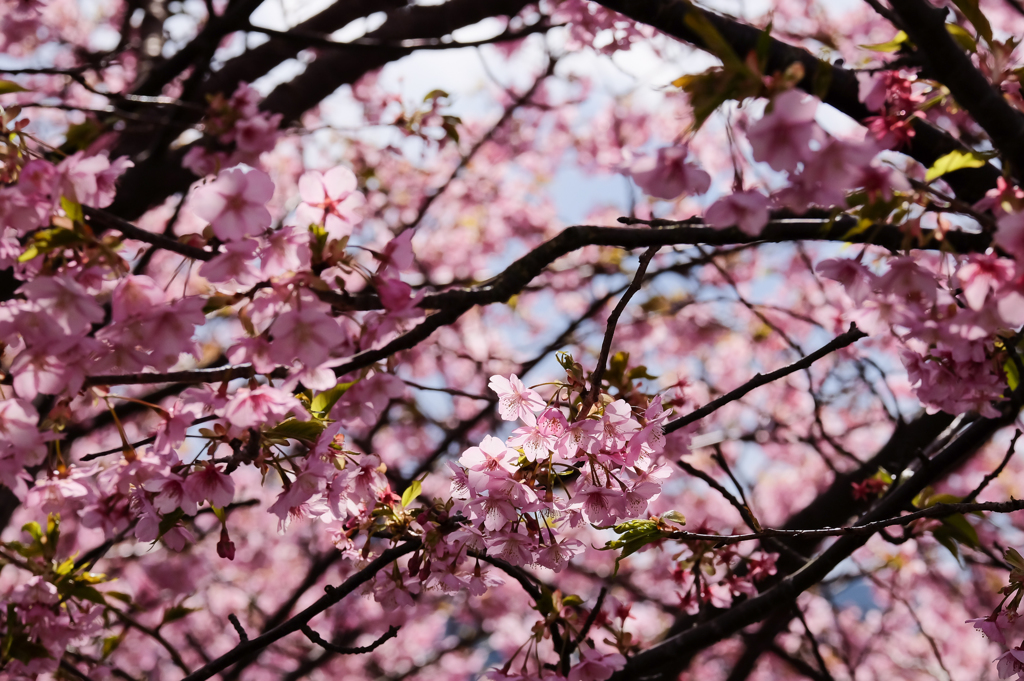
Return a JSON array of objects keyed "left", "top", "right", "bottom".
[{"left": 4, "top": 0, "right": 1024, "bottom": 679}]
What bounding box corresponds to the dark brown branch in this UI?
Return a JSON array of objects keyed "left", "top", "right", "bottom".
[
  {"left": 299, "top": 624, "right": 399, "bottom": 655},
  {"left": 592, "top": 0, "right": 1001, "bottom": 203},
  {"left": 665, "top": 498, "right": 1024, "bottom": 546},
  {"left": 181, "top": 539, "right": 420, "bottom": 681},
  {"left": 888, "top": 0, "right": 1024, "bottom": 179},
  {"left": 327, "top": 217, "right": 989, "bottom": 313},
  {"left": 609, "top": 409, "right": 1014, "bottom": 680},
  {"left": 85, "top": 213, "right": 975, "bottom": 388},
  {"left": 665, "top": 324, "right": 868, "bottom": 434},
  {"left": 82, "top": 207, "right": 212, "bottom": 262},
  {"left": 579, "top": 245, "right": 660, "bottom": 418}
]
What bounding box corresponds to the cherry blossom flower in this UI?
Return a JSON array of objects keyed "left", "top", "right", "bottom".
[
  {"left": 704, "top": 191, "right": 770, "bottom": 235},
  {"left": 460, "top": 435, "right": 518, "bottom": 474},
  {"left": 747, "top": 89, "right": 822, "bottom": 172},
  {"left": 489, "top": 374, "right": 545, "bottom": 421},
  {"left": 198, "top": 238, "right": 261, "bottom": 286},
  {"left": 111, "top": 275, "right": 167, "bottom": 321},
  {"left": 190, "top": 166, "right": 274, "bottom": 241},
  {"left": 19, "top": 274, "right": 103, "bottom": 335},
  {"left": 629, "top": 146, "right": 711, "bottom": 199},
  {"left": 295, "top": 166, "right": 365, "bottom": 239},
  {"left": 997, "top": 649, "right": 1024, "bottom": 680},
  {"left": 268, "top": 303, "right": 343, "bottom": 367},
  {"left": 183, "top": 462, "right": 235, "bottom": 508},
  {"left": 568, "top": 648, "right": 627, "bottom": 681},
  {"left": 58, "top": 152, "right": 132, "bottom": 207},
  {"left": 222, "top": 385, "right": 306, "bottom": 429}
]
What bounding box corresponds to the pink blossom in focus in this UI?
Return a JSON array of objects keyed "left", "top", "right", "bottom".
[{"left": 489, "top": 374, "right": 545, "bottom": 421}]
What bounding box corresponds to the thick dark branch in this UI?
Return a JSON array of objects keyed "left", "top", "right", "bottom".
[
  {"left": 180, "top": 540, "right": 420, "bottom": 681},
  {"left": 665, "top": 324, "right": 868, "bottom": 433},
  {"left": 330, "top": 218, "right": 991, "bottom": 312},
  {"left": 84, "top": 365, "right": 256, "bottom": 388},
  {"left": 592, "top": 0, "right": 1001, "bottom": 203},
  {"left": 131, "top": 0, "right": 266, "bottom": 96},
  {"left": 84, "top": 215, "right": 980, "bottom": 388},
  {"left": 610, "top": 410, "right": 1013, "bottom": 680},
  {"left": 888, "top": 0, "right": 1024, "bottom": 178}
]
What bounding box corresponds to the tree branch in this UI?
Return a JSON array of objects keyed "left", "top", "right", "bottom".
[
  {"left": 665, "top": 498, "right": 1024, "bottom": 546},
  {"left": 579, "top": 245, "right": 660, "bottom": 419},
  {"left": 299, "top": 625, "right": 399, "bottom": 655},
  {"left": 888, "top": 0, "right": 1024, "bottom": 178},
  {"left": 610, "top": 409, "right": 1014, "bottom": 680},
  {"left": 180, "top": 540, "right": 420, "bottom": 681},
  {"left": 592, "top": 0, "right": 1001, "bottom": 203},
  {"left": 82, "top": 207, "right": 213, "bottom": 262},
  {"left": 665, "top": 324, "right": 868, "bottom": 434}
]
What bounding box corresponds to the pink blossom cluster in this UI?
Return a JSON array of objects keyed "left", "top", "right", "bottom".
[
  {"left": 818, "top": 252, "right": 1021, "bottom": 417},
  {"left": 183, "top": 84, "right": 284, "bottom": 176}
]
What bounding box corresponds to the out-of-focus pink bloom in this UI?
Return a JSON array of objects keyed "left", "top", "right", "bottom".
[
  {"left": 379, "top": 230, "right": 415, "bottom": 272},
  {"left": 747, "top": 89, "right": 821, "bottom": 172},
  {"left": 58, "top": 152, "right": 132, "bottom": 208},
  {"left": 190, "top": 166, "right": 274, "bottom": 241},
  {"left": 705, "top": 191, "right": 770, "bottom": 235},
  {"left": 629, "top": 146, "right": 711, "bottom": 199},
  {"left": 816, "top": 257, "right": 878, "bottom": 304},
  {"left": 568, "top": 648, "right": 627, "bottom": 681},
  {"left": 268, "top": 304, "right": 342, "bottom": 367},
  {"left": 996, "top": 212, "right": 1024, "bottom": 260},
  {"left": 996, "top": 648, "right": 1024, "bottom": 680},
  {"left": 223, "top": 385, "right": 306, "bottom": 428},
  {"left": 967, "top": 615, "right": 1008, "bottom": 646},
  {"left": 261, "top": 224, "right": 311, "bottom": 277},
  {"left": 198, "top": 239, "right": 261, "bottom": 285},
  {"left": 111, "top": 275, "right": 166, "bottom": 321},
  {"left": 19, "top": 274, "right": 104, "bottom": 335}
]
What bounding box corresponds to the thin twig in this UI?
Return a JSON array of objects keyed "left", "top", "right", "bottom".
[
  {"left": 963, "top": 428, "right": 1021, "bottom": 503},
  {"left": 228, "top": 614, "right": 248, "bottom": 642},
  {"left": 792, "top": 604, "right": 835, "bottom": 681},
  {"left": 665, "top": 324, "right": 867, "bottom": 434},
  {"left": 300, "top": 625, "right": 399, "bottom": 654},
  {"left": 578, "top": 245, "right": 660, "bottom": 419}
]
